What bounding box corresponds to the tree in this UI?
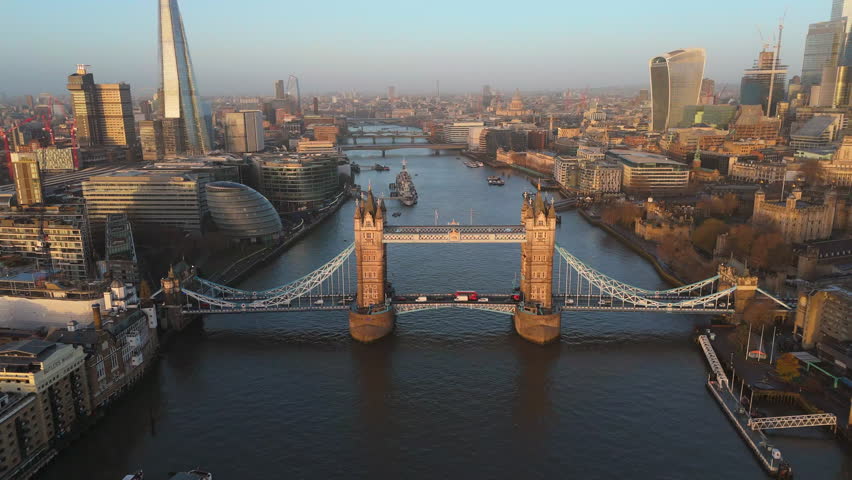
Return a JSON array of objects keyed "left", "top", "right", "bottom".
[
  {"left": 775, "top": 353, "right": 801, "bottom": 382},
  {"left": 721, "top": 193, "right": 739, "bottom": 216},
  {"left": 743, "top": 299, "right": 775, "bottom": 329},
  {"left": 798, "top": 159, "right": 823, "bottom": 185},
  {"left": 691, "top": 218, "right": 729, "bottom": 253},
  {"left": 727, "top": 224, "right": 757, "bottom": 259},
  {"left": 601, "top": 202, "right": 643, "bottom": 229},
  {"left": 750, "top": 232, "right": 791, "bottom": 271}
]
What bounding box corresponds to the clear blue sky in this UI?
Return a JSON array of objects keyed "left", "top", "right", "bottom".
[{"left": 1, "top": 0, "right": 829, "bottom": 98}]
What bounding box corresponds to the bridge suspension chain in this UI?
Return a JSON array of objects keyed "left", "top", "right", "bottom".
[
  {"left": 553, "top": 244, "right": 735, "bottom": 309},
  {"left": 182, "top": 244, "right": 357, "bottom": 310}
]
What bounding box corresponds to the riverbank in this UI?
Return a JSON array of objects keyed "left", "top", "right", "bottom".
[{"left": 577, "top": 207, "right": 685, "bottom": 287}]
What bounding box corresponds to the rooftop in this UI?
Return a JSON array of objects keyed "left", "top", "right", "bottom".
[
  {"left": 792, "top": 116, "right": 836, "bottom": 138},
  {"left": 608, "top": 150, "right": 685, "bottom": 166}
]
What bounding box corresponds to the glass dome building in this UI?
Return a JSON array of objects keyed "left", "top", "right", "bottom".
[{"left": 205, "top": 181, "right": 283, "bottom": 244}]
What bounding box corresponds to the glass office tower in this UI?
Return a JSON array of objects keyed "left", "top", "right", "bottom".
[
  {"left": 649, "top": 48, "right": 706, "bottom": 131},
  {"left": 802, "top": 19, "right": 847, "bottom": 88},
  {"left": 159, "top": 0, "right": 211, "bottom": 155}
]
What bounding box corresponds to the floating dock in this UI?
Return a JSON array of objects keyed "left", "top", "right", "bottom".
[{"left": 698, "top": 335, "right": 790, "bottom": 477}]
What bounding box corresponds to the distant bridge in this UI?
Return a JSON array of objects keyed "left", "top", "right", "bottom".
[{"left": 340, "top": 143, "right": 466, "bottom": 155}]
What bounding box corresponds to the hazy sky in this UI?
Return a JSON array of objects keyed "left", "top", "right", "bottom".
[{"left": 1, "top": 0, "right": 830, "bottom": 98}]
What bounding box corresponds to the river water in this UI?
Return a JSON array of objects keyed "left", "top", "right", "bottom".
[{"left": 40, "top": 127, "right": 850, "bottom": 479}]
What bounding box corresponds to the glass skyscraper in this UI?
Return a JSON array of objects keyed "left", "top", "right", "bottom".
[
  {"left": 649, "top": 48, "right": 706, "bottom": 131},
  {"left": 159, "top": 0, "right": 211, "bottom": 155},
  {"left": 802, "top": 19, "right": 847, "bottom": 88}
]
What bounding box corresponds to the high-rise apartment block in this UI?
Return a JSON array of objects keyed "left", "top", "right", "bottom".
[
  {"left": 139, "top": 120, "right": 165, "bottom": 161},
  {"left": 649, "top": 48, "right": 706, "bottom": 131},
  {"left": 10, "top": 152, "right": 43, "bottom": 206},
  {"left": 0, "top": 340, "right": 91, "bottom": 441},
  {"left": 66, "top": 65, "right": 136, "bottom": 148},
  {"left": 0, "top": 204, "right": 93, "bottom": 281},
  {"left": 224, "top": 111, "right": 264, "bottom": 153},
  {"left": 159, "top": 0, "right": 211, "bottom": 155}
]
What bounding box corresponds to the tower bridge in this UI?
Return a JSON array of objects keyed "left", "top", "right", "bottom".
[{"left": 174, "top": 193, "right": 791, "bottom": 344}]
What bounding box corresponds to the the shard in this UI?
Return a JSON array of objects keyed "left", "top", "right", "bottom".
[{"left": 159, "top": 0, "right": 211, "bottom": 155}]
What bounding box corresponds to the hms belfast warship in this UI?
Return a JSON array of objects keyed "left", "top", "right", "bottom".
[{"left": 390, "top": 158, "right": 418, "bottom": 206}]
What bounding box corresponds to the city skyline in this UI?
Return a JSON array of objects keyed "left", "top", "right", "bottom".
[{"left": 1, "top": 0, "right": 826, "bottom": 97}]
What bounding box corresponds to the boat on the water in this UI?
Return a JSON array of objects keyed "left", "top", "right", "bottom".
[
  {"left": 395, "top": 158, "right": 418, "bottom": 206},
  {"left": 464, "top": 161, "right": 481, "bottom": 168},
  {"left": 373, "top": 164, "right": 390, "bottom": 171},
  {"left": 392, "top": 211, "right": 402, "bottom": 217},
  {"left": 487, "top": 176, "right": 505, "bottom": 186}
]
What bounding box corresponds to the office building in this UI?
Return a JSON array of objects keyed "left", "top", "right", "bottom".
[
  {"left": 0, "top": 340, "right": 91, "bottom": 441},
  {"left": 578, "top": 162, "right": 623, "bottom": 194},
  {"left": 82, "top": 171, "right": 206, "bottom": 232},
  {"left": 790, "top": 115, "right": 840, "bottom": 149},
  {"left": 752, "top": 189, "right": 838, "bottom": 244},
  {"left": 253, "top": 154, "right": 340, "bottom": 212},
  {"left": 206, "top": 182, "right": 282, "bottom": 244},
  {"left": 10, "top": 153, "right": 43, "bottom": 206},
  {"left": 833, "top": 0, "right": 852, "bottom": 22},
  {"left": 139, "top": 120, "right": 165, "bottom": 161},
  {"left": 66, "top": 65, "right": 136, "bottom": 148},
  {"left": 295, "top": 141, "right": 338, "bottom": 155},
  {"left": 224, "top": 111, "right": 264, "bottom": 153},
  {"left": 608, "top": 150, "right": 690, "bottom": 194},
  {"left": 312, "top": 124, "right": 340, "bottom": 143},
  {"left": 802, "top": 19, "right": 848, "bottom": 88},
  {"left": 443, "top": 121, "right": 485, "bottom": 143},
  {"left": 159, "top": 0, "right": 211, "bottom": 155},
  {"left": 0, "top": 204, "right": 93, "bottom": 281},
  {"left": 387, "top": 86, "right": 396, "bottom": 101},
  {"left": 741, "top": 48, "right": 787, "bottom": 116},
  {"left": 649, "top": 48, "right": 706, "bottom": 131},
  {"left": 275, "top": 80, "right": 286, "bottom": 99}
]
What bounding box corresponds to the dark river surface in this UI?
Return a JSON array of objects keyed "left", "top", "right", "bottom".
[{"left": 40, "top": 127, "right": 850, "bottom": 479}]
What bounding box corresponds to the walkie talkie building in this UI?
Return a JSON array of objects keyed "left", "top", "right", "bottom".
[{"left": 159, "top": 0, "right": 211, "bottom": 155}]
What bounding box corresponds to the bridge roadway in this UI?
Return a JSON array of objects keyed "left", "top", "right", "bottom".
[
  {"left": 182, "top": 292, "right": 735, "bottom": 315},
  {"left": 340, "top": 143, "right": 466, "bottom": 152}
]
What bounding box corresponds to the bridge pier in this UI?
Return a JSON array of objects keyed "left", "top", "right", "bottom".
[
  {"left": 372, "top": 137, "right": 376, "bottom": 144},
  {"left": 349, "top": 308, "right": 396, "bottom": 343},
  {"left": 514, "top": 308, "right": 561, "bottom": 344},
  {"left": 382, "top": 150, "right": 386, "bottom": 157}
]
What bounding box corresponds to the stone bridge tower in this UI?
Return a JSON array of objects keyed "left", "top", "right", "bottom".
[
  {"left": 718, "top": 264, "right": 758, "bottom": 320},
  {"left": 515, "top": 193, "right": 561, "bottom": 344},
  {"left": 350, "top": 190, "right": 395, "bottom": 342}
]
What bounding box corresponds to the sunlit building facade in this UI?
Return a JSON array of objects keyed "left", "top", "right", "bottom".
[
  {"left": 159, "top": 0, "right": 211, "bottom": 155},
  {"left": 649, "top": 48, "right": 706, "bottom": 131}
]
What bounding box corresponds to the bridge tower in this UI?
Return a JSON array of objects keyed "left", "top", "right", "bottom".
[
  {"left": 718, "top": 264, "right": 758, "bottom": 320},
  {"left": 515, "top": 193, "right": 561, "bottom": 344},
  {"left": 350, "top": 189, "right": 395, "bottom": 342}
]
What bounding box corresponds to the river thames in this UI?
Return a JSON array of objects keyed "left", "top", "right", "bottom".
[{"left": 40, "top": 128, "right": 850, "bottom": 479}]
